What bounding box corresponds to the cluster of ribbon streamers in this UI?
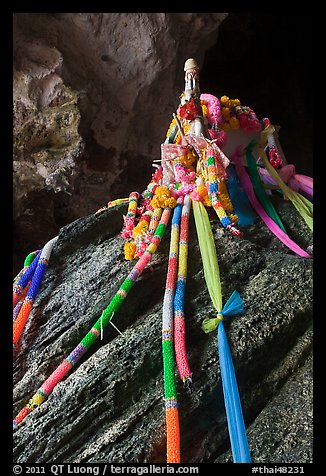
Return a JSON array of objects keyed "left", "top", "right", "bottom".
[{"left": 13, "top": 59, "right": 313, "bottom": 463}]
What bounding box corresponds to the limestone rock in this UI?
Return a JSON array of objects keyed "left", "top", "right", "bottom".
[{"left": 13, "top": 199, "right": 313, "bottom": 463}]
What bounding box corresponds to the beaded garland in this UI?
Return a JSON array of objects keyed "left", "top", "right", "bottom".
[
  {"left": 174, "top": 193, "right": 192, "bottom": 384},
  {"left": 13, "top": 236, "right": 58, "bottom": 349},
  {"left": 204, "top": 146, "right": 242, "bottom": 237},
  {"left": 121, "top": 191, "right": 140, "bottom": 239},
  {"left": 13, "top": 58, "right": 313, "bottom": 464},
  {"left": 13, "top": 248, "right": 43, "bottom": 307},
  {"left": 162, "top": 201, "right": 183, "bottom": 463},
  {"left": 13, "top": 208, "right": 172, "bottom": 426},
  {"left": 13, "top": 250, "right": 39, "bottom": 321}
]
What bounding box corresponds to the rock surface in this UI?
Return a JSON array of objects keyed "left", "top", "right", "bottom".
[{"left": 13, "top": 198, "right": 313, "bottom": 463}]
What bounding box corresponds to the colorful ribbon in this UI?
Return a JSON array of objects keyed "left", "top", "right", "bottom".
[
  {"left": 245, "top": 141, "right": 286, "bottom": 233},
  {"left": 233, "top": 149, "right": 311, "bottom": 258},
  {"left": 258, "top": 145, "right": 313, "bottom": 232},
  {"left": 226, "top": 164, "right": 259, "bottom": 227},
  {"left": 192, "top": 199, "right": 251, "bottom": 463}
]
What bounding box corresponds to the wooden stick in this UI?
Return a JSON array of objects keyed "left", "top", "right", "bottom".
[{"left": 173, "top": 113, "right": 185, "bottom": 137}]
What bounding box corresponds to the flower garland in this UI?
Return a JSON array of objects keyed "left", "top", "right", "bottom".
[
  {"left": 203, "top": 145, "right": 242, "bottom": 236},
  {"left": 13, "top": 249, "right": 43, "bottom": 307},
  {"left": 13, "top": 250, "right": 39, "bottom": 321},
  {"left": 219, "top": 95, "right": 262, "bottom": 132},
  {"left": 262, "top": 118, "right": 283, "bottom": 169},
  {"left": 200, "top": 93, "right": 227, "bottom": 148}
]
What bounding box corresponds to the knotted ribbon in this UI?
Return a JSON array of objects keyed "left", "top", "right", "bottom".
[{"left": 192, "top": 199, "right": 251, "bottom": 463}]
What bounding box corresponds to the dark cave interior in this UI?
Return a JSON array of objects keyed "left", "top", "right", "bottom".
[
  {"left": 13, "top": 12, "right": 313, "bottom": 276},
  {"left": 200, "top": 12, "right": 313, "bottom": 177}
]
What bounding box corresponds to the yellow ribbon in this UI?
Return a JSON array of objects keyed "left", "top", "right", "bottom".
[{"left": 259, "top": 132, "right": 313, "bottom": 231}]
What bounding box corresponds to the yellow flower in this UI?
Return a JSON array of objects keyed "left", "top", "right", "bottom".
[
  {"left": 124, "top": 241, "right": 136, "bottom": 260},
  {"left": 198, "top": 184, "right": 212, "bottom": 207},
  {"left": 155, "top": 186, "right": 170, "bottom": 200},
  {"left": 201, "top": 104, "right": 208, "bottom": 118},
  {"left": 183, "top": 121, "right": 190, "bottom": 134},
  {"left": 166, "top": 197, "right": 177, "bottom": 208},
  {"left": 150, "top": 186, "right": 176, "bottom": 209},
  {"left": 150, "top": 197, "right": 161, "bottom": 209},
  {"left": 132, "top": 220, "right": 149, "bottom": 239},
  {"left": 220, "top": 95, "right": 229, "bottom": 105},
  {"left": 229, "top": 213, "right": 239, "bottom": 224}
]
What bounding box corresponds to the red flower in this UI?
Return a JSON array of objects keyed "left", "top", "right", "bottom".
[{"left": 179, "top": 98, "right": 201, "bottom": 121}]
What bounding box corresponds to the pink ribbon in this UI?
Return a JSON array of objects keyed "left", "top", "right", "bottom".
[
  {"left": 259, "top": 164, "right": 313, "bottom": 198},
  {"left": 233, "top": 148, "right": 311, "bottom": 258}
]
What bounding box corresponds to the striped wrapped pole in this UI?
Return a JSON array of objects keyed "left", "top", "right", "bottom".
[
  {"left": 146, "top": 207, "right": 163, "bottom": 244},
  {"left": 13, "top": 236, "right": 58, "bottom": 348},
  {"left": 162, "top": 201, "right": 182, "bottom": 463},
  {"left": 121, "top": 191, "right": 139, "bottom": 239},
  {"left": 13, "top": 207, "right": 172, "bottom": 427},
  {"left": 206, "top": 149, "right": 241, "bottom": 237},
  {"left": 13, "top": 249, "right": 43, "bottom": 307},
  {"left": 174, "top": 194, "right": 192, "bottom": 384},
  {"left": 13, "top": 251, "right": 40, "bottom": 321}
]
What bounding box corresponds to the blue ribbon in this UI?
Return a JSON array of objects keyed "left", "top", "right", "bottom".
[
  {"left": 227, "top": 164, "right": 259, "bottom": 227},
  {"left": 218, "top": 290, "right": 251, "bottom": 463},
  {"left": 221, "top": 290, "right": 244, "bottom": 319}
]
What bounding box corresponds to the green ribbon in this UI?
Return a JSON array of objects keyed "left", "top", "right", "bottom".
[{"left": 245, "top": 140, "right": 287, "bottom": 233}]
